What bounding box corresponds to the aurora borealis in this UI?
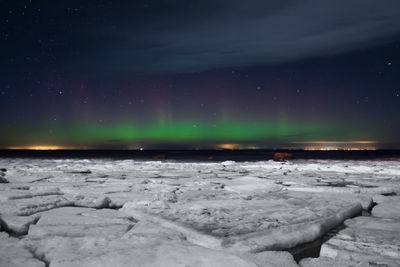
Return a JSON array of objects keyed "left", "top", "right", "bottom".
[
  {"left": 2, "top": 120, "right": 362, "bottom": 149},
  {"left": 1, "top": 1, "right": 400, "bottom": 149}
]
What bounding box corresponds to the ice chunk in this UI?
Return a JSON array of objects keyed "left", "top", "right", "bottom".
[
  {"left": 371, "top": 199, "right": 400, "bottom": 220},
  {"left": 0, "top": 215, "right": 38, "bottom": 235}
]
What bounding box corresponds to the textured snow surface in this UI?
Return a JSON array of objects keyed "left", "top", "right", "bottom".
[{"left": 1, "top": 158, "right": 400, "bottom": 267}]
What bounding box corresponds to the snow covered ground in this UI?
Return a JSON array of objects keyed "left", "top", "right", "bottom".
[{"left": 0, "top": 158, "right": 399, "bottom": 266}]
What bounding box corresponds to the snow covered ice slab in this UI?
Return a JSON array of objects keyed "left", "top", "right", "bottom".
[
  {"left": 371, "top": 197, "right": 400, "bottom": 219},
  {"left": 122, "top": 190, "right": 362, "bottom": 252},
  {"left": 0, "top": 214, "right": 38, "bottom": 235},
  {"left": 0, "top": 195, "right": 74, "bottom": 216},
  {"left": 23, "top": 220, "right": 298, "bottom": 267},
  {"left": 316, "top": 216, "right": 400, "bottom": 266},
  {"left": 0, "top": 232, "right": 46, "bottom": 267},
  {"left": 28, "top": 207, "right": 136, "bottom": 239}
]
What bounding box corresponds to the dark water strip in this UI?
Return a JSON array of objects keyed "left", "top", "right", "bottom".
[{"left": 1, "top": 149, "right": 400, "bottom": 161}]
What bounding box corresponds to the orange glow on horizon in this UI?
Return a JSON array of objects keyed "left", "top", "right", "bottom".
[
  {"left": 215, "top": 144, "right": 261, "bottom": 150},
  {"left": 6, "top": 146, "right": 72, "bottom": 150},
  {"left": 216, "top": 143, "right": 241, "bottom": 150}
]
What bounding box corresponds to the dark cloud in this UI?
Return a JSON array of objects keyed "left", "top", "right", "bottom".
[{"left": 3, "top": 0, "right": 400, "bottom": 74}]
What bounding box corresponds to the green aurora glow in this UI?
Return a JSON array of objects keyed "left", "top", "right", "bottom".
[{"left": 1, "top": 119, "right": 377, "bottom": 149}]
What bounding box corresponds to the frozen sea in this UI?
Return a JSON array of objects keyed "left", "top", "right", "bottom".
[{"left": 0, "top": 150, "right": 400, "bottom": 266}]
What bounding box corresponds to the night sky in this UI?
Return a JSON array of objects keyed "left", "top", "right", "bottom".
[{"left": 1, "top": 1, "right": 400, "bottom": 149}]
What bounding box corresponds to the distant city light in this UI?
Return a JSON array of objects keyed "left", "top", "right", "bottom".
[{"left": 291, "top": 141, "right": 377, "bottom": 150}]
